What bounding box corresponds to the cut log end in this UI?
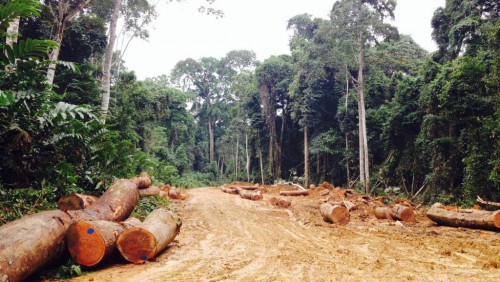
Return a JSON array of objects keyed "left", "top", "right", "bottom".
[
  {"left": 66, "top": 221, "right": 105, "bottom": 267},
  {"left": 494, "top": 212, "right": 500, "bottom": 228},
  {"left": 391, "top": 204, "right": 415, "bottom": 222},
  {"left": 117, "top": 227, "right": 157, "bottom": 263},
  {"left": 320, "top": 203, "right": 350, "bottom": 225}
]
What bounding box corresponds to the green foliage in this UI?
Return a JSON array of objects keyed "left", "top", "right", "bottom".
[{"left": 131, "top": 196, "right": 170, "bottom": 221}]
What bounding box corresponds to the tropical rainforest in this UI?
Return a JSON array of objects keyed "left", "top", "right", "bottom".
[{"left": 1, "top": 0, "right": 499, "bottom": 224}]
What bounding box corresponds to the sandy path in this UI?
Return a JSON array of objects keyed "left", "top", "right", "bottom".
[{"left": 66, "top": 187, "right": 500, "bottom": 282}]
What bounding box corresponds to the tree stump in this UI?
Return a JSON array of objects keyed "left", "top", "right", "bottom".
[{"left": 391, "top": 204, "right": 415, "bottom": 222}]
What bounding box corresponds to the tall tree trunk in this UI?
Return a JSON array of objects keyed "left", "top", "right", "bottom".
[
  {"left": 208, "top": 117, "right": 215, "bottom": 163},
  {"left": 6, "top": 17, "right": 19, "bottom": 47},
  {"left": 101, "top": 0, "right": 122, "bottom": 120},
  {"left": 344, "top": 66, "right": 351, "bottom": 186},
  {"left": 46, "top": 23, "right": 64, "bottom": 85},
  {"left": 304, "top": 124, "right": 309, "bottom": 189},
  {"left": 259, "top": 145, "right": 265, "bottom": 185},
  {"left": 357, "top": 29, "right": 369, "bottom": 194},
  {"left": 345, "top": 132, "right": 350, "bottom": 185},
  {"left": 235, "top": 132, "right": 239, "bottom": 179},
  {"left": 245, "top": 133, "right": 250, "bottom": 182},
  {"left": 46, "top": 0, "right": 93, "bottom": 85}
]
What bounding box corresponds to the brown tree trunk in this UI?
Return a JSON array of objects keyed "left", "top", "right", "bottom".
[
  {"left": 0, "top": 177, "right": 142, "bottom": 281},
  {"left": 320, "top": 203, "right": 350, "bottom": 225},
  {"left": 220, "top": 186, "right": 238, "bottom": 194},
  {"left": 374, "top": 207, "right": 393, "bottom": 220},
  {"left": 427, "top": 203, "right": 500, "bottom": 230},
  {"left": 138, "top": 186, "right": 162, "bottom": 197},
  {"left": 101, "top": 0, "right": 123, "bottom": 120},
  {"left": 270, "top": 197, "right": 291, "bottom": 208},
  {"left": 279, "top": 190, "right": 309, "bottom": 197},
  {"left": 66, "top": 217, "right": 142, "bottom": 267},
  {"left": 259, "top": 144, "right": 265, "bottom": 185},
  {"left": 117, "top": 208, "right": 181, "bottom": 263},
  {"left": 237, "top": 188, "right": 263, "bottom": 201},
  {"left": 130, "top": 172, "right": 153, "bottom": 188},
  {"left": 58, "top": 193, "right": 98, "bottom": 211},
  {"left": 476, "top": 196, "right": 500, "bottom": 211},
  {"left": 391, "top": 204, "right": 415, "bottom": 222}
]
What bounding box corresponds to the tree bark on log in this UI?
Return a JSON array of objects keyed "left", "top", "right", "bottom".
[
  {"left": 221, "top": 186, "right": 238, "bottom": 194},
  {"left": 0, "top": 178, "right": 142, "bottom": 282},
  {"left": 139, "top": 186, "right": 162, "bottom": 198},
  {"left": 117, "top": 208, "right": 181, "bottom": 263},
  {"left": 427, "top": 203, "right": 500, "bottom": 230},
  {"left": 238, "top": 188, "right": 263, "bottom": 201},
  {"left": 391, "top": 204, "right": 415, "bottom": 222},
  {"left": 270, "top": 197, "right": 291, "bottom": 208},
  {"left": 320, "top": 203, "right": 350, "bottom": 225},
  {"left": 236, "top": 186, "right": 259, "bottom": 191},
  {"left": 476, "top": 196, "right": 500, "bottom": 211},
  {"left": 375, "top": 207, "right": 393, "bottom": 220},
  {"left": 66, "top": 217, "right": 142, "bottom": 267},
  {"left": 280, "top": 190, "right": 309, "bottom": 196},
  {"left": 57, "top": 194, "right": 98, "bottom": 211},
  {"left": 130, "top": 172, "right": 152, "bottom": 189}
]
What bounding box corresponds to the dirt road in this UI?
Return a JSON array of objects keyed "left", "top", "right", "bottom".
[{"left": 67, "top": 187, "right": 500, "bottom": 282}]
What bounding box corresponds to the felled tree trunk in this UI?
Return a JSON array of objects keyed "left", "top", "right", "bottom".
[
  {"left": 270, "top": 197, "right": 291, "bottom": 208},
  {"left": 131, "top": 172, "right": 152, "bottom": 189},
  {"left": 0, "top": 177, "right": 142, "bottom": 282},
  {"left": 58, "top": 193, "right": 98, "bottom": 211},
  {"left": 117, "top": 208, "right": 181, "bottom": 263},
  {"left": 236, "top": 185, "right": 259, "bottom": 191},
  {"left": 279, "top": 190, "right": 309, "bottom": 196},
  {"left": 220, "top": 186, "right": 238, "bottom": 194},
  {"left": 391, "top": 204, "right": 415, "bottom": 222},
  {"left": 320, "top": 203, "right": 350, "bottom": 225},
  {"left": 427, "top": 203, "right": 500, "bottom": 230},
  {"left": 375, "top": 207, "right": 393, "bottom": 220},
  {"left": 139, "top": 186, "right": 162, "bottom": 197},
  {"left": 238, "top": 188, "right": 263, "bottom": 201},
  {"left": 66, "top": 217, "right": 141, "bottom": 267},
  {"left": 476, "top": 196, "right": 500, "bottom": 211}
]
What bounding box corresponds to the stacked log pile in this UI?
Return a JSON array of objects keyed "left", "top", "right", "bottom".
[{"left": 0, "top": 173, "right": 182, "bottom": 281}]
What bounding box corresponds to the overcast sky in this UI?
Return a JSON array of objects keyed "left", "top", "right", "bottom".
[{"left": 123, "top": 0, "right": 445, "bottom": 80}]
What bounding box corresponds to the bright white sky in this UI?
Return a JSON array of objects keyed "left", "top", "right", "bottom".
[{"left": 123, "top": 0, "right": 445, "bottom": 80}]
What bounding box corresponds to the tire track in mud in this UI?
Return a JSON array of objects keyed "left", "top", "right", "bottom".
[{"left": 65, "top": 187, "right": 500, "bottom": 282}]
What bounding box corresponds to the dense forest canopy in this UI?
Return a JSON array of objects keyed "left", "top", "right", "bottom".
[{"left": 0, "top": 0, "right": 499, "bottom": 214}]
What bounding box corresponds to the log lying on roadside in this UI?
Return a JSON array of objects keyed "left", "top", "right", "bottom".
[
  {"left": 279, "top": 190, "right": 309, "bottom": 197},
  {"left": 391, "top": 204, "right": 415, "bottom": 222},
  {"left": 476, "top": 196, "right": 500, "bottom": 211},
  {"left": 66, "top": 217, "right": 142, "bottom": 267},
  {"left": 427, "top": 203, "right": 500, "bottom": 230},
  {"left": 320, "top": 203, "right": 350, "bottom": 225},
  {"left": 270, "top": 197, "right": 291, "bottom": 208},
  {"left": 130, "top": 172, "right": 152, "bottom": 189},
  {"left": 0, "top": 176, "right": 143, "bottom": 282},
  {"left": 139, "top": 186, "right": 162, "bottom": 198},
  {"left": 238, "top": 188, "right": 263, "bottom": 201},
  {"left": 236, "top": 185, "right": 259, "bottom": 191},
  {"left": 375, "top": 207, "right": 393, "bottom": 220},
  {"left": 58, "top": 193, "right": 98, "bottom": 211},
  {"left": 117, "top": 208, "right": 181, "bottom": 263},
  {"left": 220, "top": 186, "right": 238, "bottom": 195}
]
